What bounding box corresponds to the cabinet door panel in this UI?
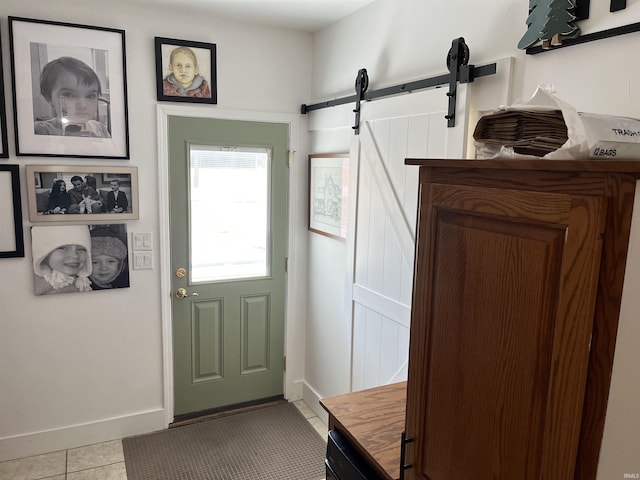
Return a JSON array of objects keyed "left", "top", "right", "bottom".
[{"left": 405, "top": 183, "right": 606, "bottom": 480}]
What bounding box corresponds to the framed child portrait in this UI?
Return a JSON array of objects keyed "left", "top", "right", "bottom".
[
  {"left": 308, "top": 153, "right": 349, "bottom": 241},
  {"left": 8, "top": 17, "right": 130, "bottom": 158},
  {"left": 25, "top": 165, "right": 139, "bottom": 222},
  {"left": 155, "top": 37, "right": 217, "bottom": 104},
  {"left": 31, "top": 223, "right": 130, "bottom": 296}
]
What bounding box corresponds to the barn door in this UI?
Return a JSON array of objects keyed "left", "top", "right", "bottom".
[
  {"left": 307, "top": 57, "right": 513, "bottom": 392},
  {"left": 348, "top": 85, "right": 469, "bottom": 391}
]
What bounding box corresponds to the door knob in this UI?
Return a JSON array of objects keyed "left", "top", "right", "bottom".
[{"left": 176, "top": 288, "right": 199, "bottom": 299}]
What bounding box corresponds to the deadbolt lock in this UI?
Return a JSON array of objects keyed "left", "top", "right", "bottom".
[{"left": 176, "top": 268, "right": 187, "bottom": 279}]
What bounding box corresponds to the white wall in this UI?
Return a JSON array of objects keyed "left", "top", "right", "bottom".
[
  {"left": 0, "top": 0, "right": 312, "bottom": 461},
  {"left": 3, "top": 0, "right": 639, "bottom": 473},
  {"left": 306, "top": 0, "right": 640, "bottom": 478}
]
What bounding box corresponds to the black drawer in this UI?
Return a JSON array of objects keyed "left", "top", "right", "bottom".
[{"left": 326, "top": 429, "right": 384, "bottom": 480}]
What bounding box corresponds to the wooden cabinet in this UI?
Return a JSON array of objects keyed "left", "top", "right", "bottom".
[{"left": 403, "top": 158, "right": 640, "bottom": 480}]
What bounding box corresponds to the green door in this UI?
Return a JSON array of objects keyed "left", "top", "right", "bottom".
[{"left": 169, "top": 116, "right": 288, "bottom": 417}]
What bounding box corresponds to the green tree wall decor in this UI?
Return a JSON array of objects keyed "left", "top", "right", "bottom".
[{"left": 518, "top": 0, "right": 581, "bottom": 50}]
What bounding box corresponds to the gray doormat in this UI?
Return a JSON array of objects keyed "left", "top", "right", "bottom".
[{"left": 122, "top": 402, "right": 326, "bottom": 480}]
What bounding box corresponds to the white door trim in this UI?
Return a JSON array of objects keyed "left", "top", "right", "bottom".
[{"left": 157, "top": 104, "right": 300, "bottom": 425}]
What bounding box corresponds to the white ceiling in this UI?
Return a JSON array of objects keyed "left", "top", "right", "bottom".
[{"left": 114, "top": 0, "right": 376, "bottom": 32}]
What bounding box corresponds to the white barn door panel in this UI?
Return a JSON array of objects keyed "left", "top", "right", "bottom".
[
  {"left": 307, "top": 58, "right": 513, "bottom": 393},
  {"left": 349, "top": 86, "right": 468, "bottom": 391}
]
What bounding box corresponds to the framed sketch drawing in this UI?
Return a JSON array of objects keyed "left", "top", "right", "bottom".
[
  {"left": 8, "top": 17, "right": 130, "bottom": 158},
  {"left": 0, "top": 165, "right": 25, "bottom": 258},
  {"left": 26, "top": 165, "right": 139, "bottom": 222},
  {"left": 0, "top": 28, "right": 8, "bottom": 158},
  {"left": 308, "top": 154, "right": 349, "bottom": 241},
  {"left": 155, "top": 37, "right": 217, "bottom": 104}
]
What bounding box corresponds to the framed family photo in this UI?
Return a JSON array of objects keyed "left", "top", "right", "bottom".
[
  {"left": 0, "top": 165, "right": 24, "bottom": 258},
  {"left": 155, "top": 36, "right": 217, "bottom": 104},
  {"left": 25, "top": 165, "right": 139, "bottom": 222},
  {"left": 31, "top": 223, "right": 130, "bottom": 295},
  {"left": 308, "top": 154, "right": 349, "bottom": 241},
  {"left": 0, "top": 29, "right": 8, "bottom": 158},
  {"left": 8, "top": 17, "right": 130, "bottom": 158}
]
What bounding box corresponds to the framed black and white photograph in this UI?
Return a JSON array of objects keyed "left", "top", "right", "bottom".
[
  {"left": 0, "top": 28, "right": 8, "bottom": 158},
  {"left": 155, "top": 37, "right": 217, "bottom": 104},
  {"left": 0, "top": 165, "right": 24, "bottom": 258},
  {"left": 31, "top": 223, "right": 130, "bottom": 296},
  {"left": 308, "top": 154, "right": 349, "bottom": 241},
  {"left": 26, "top": 165, "right": 139, "bottom": 222},
  {"left": 9, "top": 17, "right": 130, "bottom": 158}
]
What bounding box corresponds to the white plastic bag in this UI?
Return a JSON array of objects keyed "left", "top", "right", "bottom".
[{"left": 474, "top": 85, "right": 640, "bottom": 159}]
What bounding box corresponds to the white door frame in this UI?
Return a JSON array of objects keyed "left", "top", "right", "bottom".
[{"left": 157, "top": 104, "right": 301, "bottom": 425}]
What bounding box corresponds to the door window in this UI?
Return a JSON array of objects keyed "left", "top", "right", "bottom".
[{"left": 189, "top": 145, "right": 271, "bottom": 283}]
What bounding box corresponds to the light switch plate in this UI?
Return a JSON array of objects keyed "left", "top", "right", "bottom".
[
  {"left": 133, "top": 251, "right": 153, "bottom": 270},
  {"left": 133, "top": 232, "right": 153, "bottom": 251}
]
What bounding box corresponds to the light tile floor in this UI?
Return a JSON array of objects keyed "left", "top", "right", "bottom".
[{"left": 0, "top": 401, "right": 327, "bottom": 480}]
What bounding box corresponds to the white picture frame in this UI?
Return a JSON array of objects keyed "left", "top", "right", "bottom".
[{"left": 26, "top": 165, "right": 139, "bottom": 222}]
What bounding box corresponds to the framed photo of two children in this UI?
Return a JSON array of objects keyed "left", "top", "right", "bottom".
[{"left": 8, "top": 17, "right": 130, "bottom": 158}]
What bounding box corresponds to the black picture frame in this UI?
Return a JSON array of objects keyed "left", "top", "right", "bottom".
[
  {"left": 155, "top": 36, "right": 217, "bottom": 104},
  {"left": 0, "top": 165, "right": 25, "bottom": 258},
  {"left": 8, "top": 16, "right": 130, "bottom": 158},
  {"left": 0, "top": 28, "right": 9, "bottom": 158}
]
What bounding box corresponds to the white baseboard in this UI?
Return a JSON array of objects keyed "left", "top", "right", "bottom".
[
  {"left": 0, "top": 409, "right": 167, "bottom": 462},
  {"left": 302, "top": 382, "right": 328, "bottom": 425},
  {"left": 289, "top": 379, "right": 304, "bottom": 401}
]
